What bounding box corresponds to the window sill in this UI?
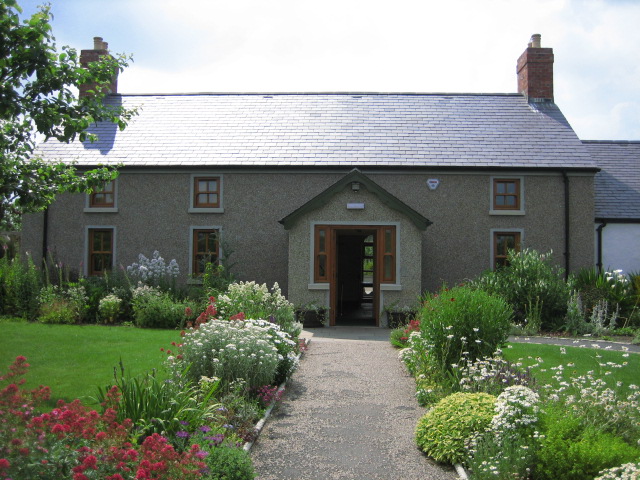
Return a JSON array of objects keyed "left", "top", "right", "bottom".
[
  {"left": 84, "top": 208, "right": 118, "bottom": 213},
  {"left": 489, "top": 209, "right": 525, "bottom": 216},
  {"left": 188, "top": 207, "right": 224, "bottom": 214},
  {"left": 308, "top": 283, "right": 330, "bottom": 290},
  {"left": 187, "top": 277, "right": 203, "bottom": 285},
  {"left": 381, "top": 284, "right": 402, "bottom": 291}
]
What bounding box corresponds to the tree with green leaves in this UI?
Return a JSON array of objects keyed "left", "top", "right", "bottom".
[{"left": 0, "top": 0, "right": 137, "bottom": 230}]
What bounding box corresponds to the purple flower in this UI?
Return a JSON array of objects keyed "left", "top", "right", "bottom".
[
  {"left": 199, "top": 425, "right": 212, "bottom": 433},
  {"left": 176, "top": 431, "right": 190, "bottom": 438},
  {"left": 195, "top": 450, "right": 208, "bottom": 459}
]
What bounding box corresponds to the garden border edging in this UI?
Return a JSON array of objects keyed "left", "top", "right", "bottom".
[{"left": 243, "top": 336, "right": 311, "bottom": 453}]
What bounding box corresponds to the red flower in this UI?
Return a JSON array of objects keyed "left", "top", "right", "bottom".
[
  {"left": 184, "top": 306, "right": 193, "bottom": 317},
  {"left": 82, "top": 455, "right": 98, "bottom": 469},
  {"left": 0, "top": 458, "right": 10, "bottom": 470}
]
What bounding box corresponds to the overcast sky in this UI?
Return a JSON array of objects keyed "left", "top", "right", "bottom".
[{"left": 18, "top": 0, "right": 640, "bottom": 140}]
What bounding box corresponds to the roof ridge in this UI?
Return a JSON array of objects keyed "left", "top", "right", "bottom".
[
  {"left": 583, "top": 140, "right": 640, "bottom": 145},
  {"left": 110, "top": 92, "right": 524, "bottom": 98}
]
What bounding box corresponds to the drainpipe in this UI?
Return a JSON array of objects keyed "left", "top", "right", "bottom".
[
  {"left": 595, "top": 221, "right": 607, "bottom": 273},
  {"left": 562, "top": 171, "right": 570, "bottom": 280},
  {"left": 42, "top": 207, "right": 49, "bottom": 266}
]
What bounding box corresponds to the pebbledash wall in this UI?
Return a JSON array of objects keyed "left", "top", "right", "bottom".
[{"left": 21, "top": 167, "right": 595, "bottom": 309}]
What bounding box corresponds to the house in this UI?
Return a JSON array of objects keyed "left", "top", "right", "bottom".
[
  {"left": 21, "top": 34, "right": 599, "bottom": 326},
  {"left": 588, "top": 141, "right": 640, "bottom": 274}
]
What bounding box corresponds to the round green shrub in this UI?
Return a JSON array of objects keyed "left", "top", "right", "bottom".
[
  {"left": 415, "top": 392, "right": 496, "bottom": 464},
  {"left": 417, "top": 285, "right": 512, "bottom": 375},
  {"left": 203, "top": 446, "right": 256, "bottom": 480}
]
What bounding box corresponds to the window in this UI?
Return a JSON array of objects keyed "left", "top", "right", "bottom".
[
  {"left": 314, "top": 226, "right": 330, "bottom": 283},
  {"left": 192, "top": 228, "right": 220, "bottom": 275},
  {"left": 313, "top": 225, "right": 397, "bottom": 284},
  {"left": 490, "top": 177, "right": 524, "bottom": 214},
  {"left": 88, "top": 228, "right": 114, "bottom": 276},
  {"left": 380, "top": 226, "right": 396, "bottom": 283},
  {"left": 493, "top": 231, "right": 521, "bottom": 269},
  {"left": 189, "top": 175, "right": 224, "bottom": 213},
  {"left": 85, "top": 180, "right": 117, "bottom": 212},
  {"left": 194, "top": 177, "right": 220, "bottom": 208}
]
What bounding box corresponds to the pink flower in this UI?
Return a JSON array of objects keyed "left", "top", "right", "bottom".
[{"left": 0, "top": 458, "right": 10, "bottom": 469}]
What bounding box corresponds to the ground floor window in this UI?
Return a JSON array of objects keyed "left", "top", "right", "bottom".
[
  {"left": 192, "top": 228, "right": 220, "bottom": 275},
  {"left": 88, "top": 228, "right": 114, "bottom": 276},
  {"left": 493, "top": 231, "right": 521, "bottom": 269}
]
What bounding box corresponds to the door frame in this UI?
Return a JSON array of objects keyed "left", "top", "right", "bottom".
[{"left": 322, "top": 224, "right": 394, "bottom": 326}]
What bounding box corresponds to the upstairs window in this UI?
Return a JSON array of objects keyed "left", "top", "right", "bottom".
[
  {"left": 194, "top": 177, "right": 220, "bottom": 208},
  {"left": 189, "top": 175, "right": 224, "bottom": 213},
  {"left": 86, "top": 180, "right": 117, "bottom": 212},
  {"left": 491, "top": 177, "right": 524, "bottom": 215}
]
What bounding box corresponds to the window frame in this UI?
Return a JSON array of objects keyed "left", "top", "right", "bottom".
[
  {"left": 490, "top": 176, "right": 524, "bottom": 215},
  {"left": 189, "top": 226, "right": 221, "bottom": 277},
  {"left": 189, "top": 174, "right": 224, "bottom": 213},
  {"left": 491, "top": 229, "right": 523, "bottom": 270},
  {"left": 86, "top": 227, "right": 115, "bottom": 276},
  {"left": 85, "top": 179, "right": 118, "bottom": 213}
]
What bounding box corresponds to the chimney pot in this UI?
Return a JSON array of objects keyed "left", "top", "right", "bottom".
[
  {"left": 93, "top": 36, "right": 105, "bottom": 50},
  {"left": 530, "top": 34, "right": 542, "bottom": 48}
]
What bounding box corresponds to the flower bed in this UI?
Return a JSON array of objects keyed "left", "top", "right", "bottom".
[
  {"left": 395, "top": 284, "right": 640, "bottom": 479},
  {"left": 0, "top": 279, "right": 305, "bottom": 479}
]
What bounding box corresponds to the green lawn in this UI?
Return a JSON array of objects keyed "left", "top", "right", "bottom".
[
  {"left": 503, "top": 342, "right": 640, "bottom": 392},
  {"left": 0, "top": 319, "right": 180, "bottom": 408}
]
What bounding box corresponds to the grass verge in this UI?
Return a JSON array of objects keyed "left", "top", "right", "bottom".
[
  {"left": 503, "top": 342, "right": 639, "bottom": 392},
  {"left": 0, "top": 318, "right": 180, "bottom": 408}
]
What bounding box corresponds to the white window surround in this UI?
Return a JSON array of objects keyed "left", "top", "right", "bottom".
[
  {"left": 84, "top": 225, "right": 116, "bottom": 277},
  {"left": 188, "top": 174, "right": 224, "bottom": 213},
  {"left": 187, "top": 225, "right": 223, "bottom": 280},
  {"left": 489, "top": 176, "right": 525, "bottom": 216},
  {"left": 307, "top": 221, "right": 403, "bottom": 290},
  {"left": 84, "top": 179, "right": 118, "bottom": 213},
  {"left": 489, "top": 228, "right": 524, "bottom": 269}
]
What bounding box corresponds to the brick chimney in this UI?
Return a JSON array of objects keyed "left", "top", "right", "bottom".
[
  {"left": 79, "top": 37, "right": 118, "bottom": 98},
  {"left": 516, "top": 34, "right": 554, "bottom": 102}
]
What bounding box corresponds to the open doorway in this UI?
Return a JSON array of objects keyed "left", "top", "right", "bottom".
[{"left": 335, "top": 229, "right": 376, "bottom": 326}]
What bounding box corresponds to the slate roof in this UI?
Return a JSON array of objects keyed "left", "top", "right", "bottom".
[
  {"left": 36, "top": 92, "right": 596, "bottom": 170},
  {"left": 585, "top": 141, "right": 640, "bottom": 220}
]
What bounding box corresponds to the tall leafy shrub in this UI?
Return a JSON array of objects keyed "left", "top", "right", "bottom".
[
  {"left": 413, "top": 285, "right": 512, "bottom": 377},
  {"left": 0, "top": 254, "right": 41, "bottom": 319},
  {"left": 473, "top": 249, "right": 570, "bottom": 331}
]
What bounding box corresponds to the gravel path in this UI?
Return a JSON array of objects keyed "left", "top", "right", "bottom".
[{"left": 250, "top": 327, "right": 457, "bottom": 480}]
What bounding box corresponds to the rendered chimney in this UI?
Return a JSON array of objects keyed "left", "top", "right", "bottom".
[
  {"left": 516, "top": 33, "right": 554, "bottom": 102},
  {"left": 79, "top": 37, "right": 118, "bottom": 98}
]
